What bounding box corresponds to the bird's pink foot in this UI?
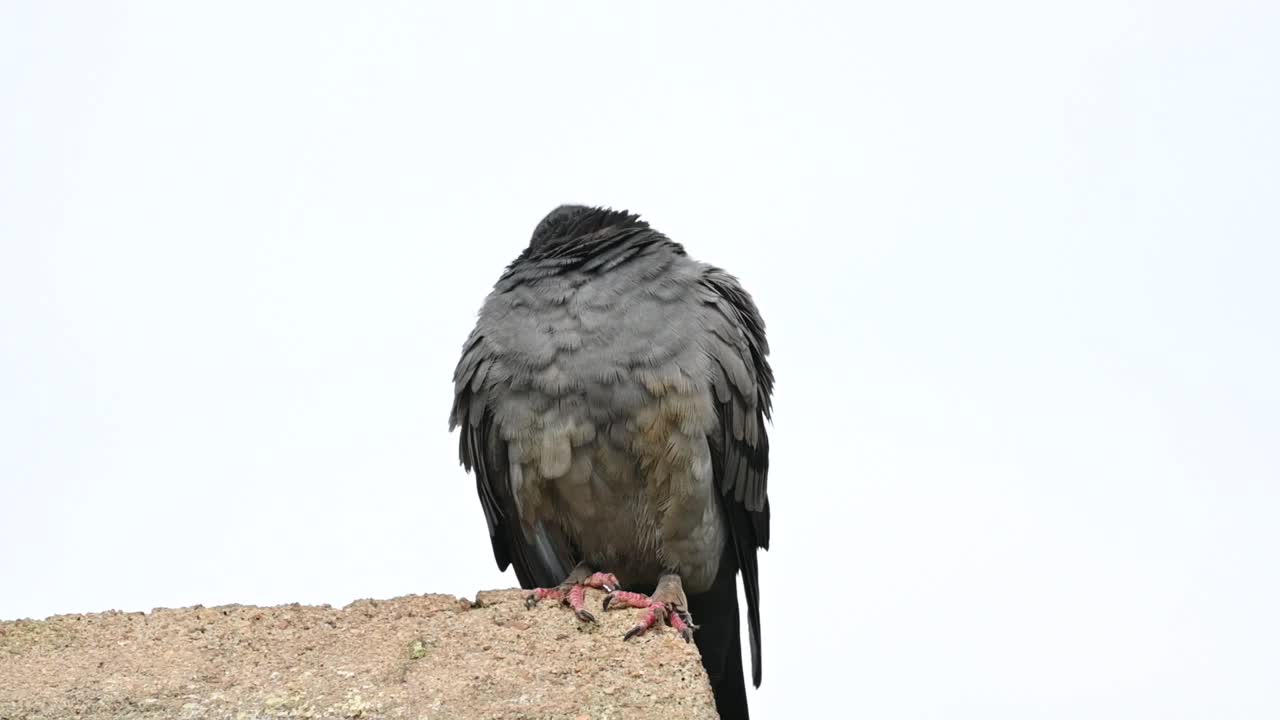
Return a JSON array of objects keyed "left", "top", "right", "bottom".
[
  {"left": 603, "top": 587, "right": 697, "bottom": 642},
  {"left": 525, "top": 571, "right": 618, "bottom": 623}
]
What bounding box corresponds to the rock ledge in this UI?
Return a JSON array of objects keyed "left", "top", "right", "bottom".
[{"left": 0, "top": 589, "right": 716, "bottom": 719}]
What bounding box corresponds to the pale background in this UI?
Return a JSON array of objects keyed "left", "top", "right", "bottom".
[{"left": 2, "top": 2, "right": 1278, "bottom": 718}]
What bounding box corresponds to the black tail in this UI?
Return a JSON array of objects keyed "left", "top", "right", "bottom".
[{"left": 687, "top": 552, "right": 750, "bottom": 719}]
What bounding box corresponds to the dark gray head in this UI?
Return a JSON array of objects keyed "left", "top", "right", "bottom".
[
  {"left": 496, "top": 205, "right": 682, "bottom": 290},
  {"left": 529, "top": 205, "right": 649, "bottom": 251}
]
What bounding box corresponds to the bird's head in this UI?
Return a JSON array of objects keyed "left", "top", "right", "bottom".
[{"left": 528, "top": 205, "right": 649, "bottom": 251}]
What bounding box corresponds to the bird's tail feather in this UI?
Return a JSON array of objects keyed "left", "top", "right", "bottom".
[{"left": 688, "top": 552, "right": 750, "bottom": 720}]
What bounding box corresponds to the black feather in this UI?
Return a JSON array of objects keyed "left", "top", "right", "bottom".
[
  {"left": 702, "top": 266, "right": 773, "bottom": 691},
  {"left": 688, "top": 549, "right": 752, "bottom": 720}
]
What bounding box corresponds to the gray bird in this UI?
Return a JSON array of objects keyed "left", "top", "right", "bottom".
[{"left": 449, "top": 205, "right": 772, "bottom": 719}]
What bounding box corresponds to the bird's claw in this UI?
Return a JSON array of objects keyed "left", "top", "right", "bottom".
[
  {"left": 524, "top": 586, "right": 563, "bottom": 609},
  {"left": 605, "top": 593, "right": 697, "bottom": 642},
  {"left": 583, "top": 572, "right": 619, "bottom": 594},
  {"left": 602, "top": 590, "right": 649, "bottom": 612},
  {"left": 525, "top": 571, "right": 618, "bottom": 623},
  {"left": 669, "top": 608, "right": 697, "bottom": 643}
]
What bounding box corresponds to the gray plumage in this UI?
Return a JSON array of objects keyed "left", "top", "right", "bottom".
[{"left": 449, "top": 205, "right": 772, "bottom": 716}]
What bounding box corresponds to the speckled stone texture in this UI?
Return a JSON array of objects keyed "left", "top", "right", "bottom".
[{"left": 0, "top": 589, "right": 716, "bottom": 719}]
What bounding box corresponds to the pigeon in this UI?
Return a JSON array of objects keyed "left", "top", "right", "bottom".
[{"left": 449, "top": 205, "right": 772, "bottom": 719}]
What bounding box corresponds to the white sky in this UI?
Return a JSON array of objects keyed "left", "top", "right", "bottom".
[{"left": 2, "top": 2, "right": 1278, "bottom": 717}]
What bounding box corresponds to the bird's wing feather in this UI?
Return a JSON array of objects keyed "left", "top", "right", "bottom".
[
  {"left": 699, "top": 267, "right": 773, "bottom": 688},
  {"left": 450, "top": 330, "right": 566, "bottom": 590}
]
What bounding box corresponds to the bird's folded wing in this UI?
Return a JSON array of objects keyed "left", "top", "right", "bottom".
[
  {"left": 698, "top": 267, "right": 773, "bottom": 688},
  {"left": 450, "top": 332, "right": 567, "bottom": 590}
]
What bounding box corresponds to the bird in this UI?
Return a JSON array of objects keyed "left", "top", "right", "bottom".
[{"left": 449, "top": 205, "right": 772, "bottom": 719}]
